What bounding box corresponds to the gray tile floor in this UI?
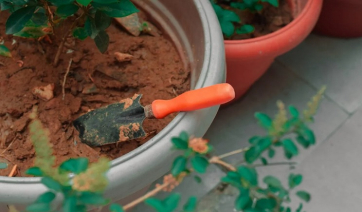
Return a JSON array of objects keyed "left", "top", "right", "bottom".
[{"left": 133, "top": 33, "right": 362, "bottom": 211}]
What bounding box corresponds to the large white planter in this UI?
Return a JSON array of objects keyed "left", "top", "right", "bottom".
[{"left": 0, "top": 0, "right": 225, "bottom": 210}]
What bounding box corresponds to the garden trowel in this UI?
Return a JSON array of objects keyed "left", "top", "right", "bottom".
[{"left": 73, "top": 83, "right": 235, "bottom": 147}]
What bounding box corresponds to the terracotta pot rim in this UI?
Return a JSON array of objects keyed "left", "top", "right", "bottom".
[{"left": 224, "top": 0, "right": 313, "bottom": 44}]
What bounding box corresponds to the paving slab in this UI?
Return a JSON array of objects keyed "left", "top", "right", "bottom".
[
  {"left": 204, "top": 61, "right": 348, "bottom": 166},
  {"left": 295, "top": 106, "right": 362, "bottom": 211},
  {"left": 278, "top": 34, "right": 362, "bottom": 113}
]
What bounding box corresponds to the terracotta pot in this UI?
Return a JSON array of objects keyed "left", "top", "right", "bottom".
[
  {"left": 313, "top": 0, "right": 362, "bottom": 38},
  {"left": 225, "top": 0, "right": 323, "bottom": 101}
]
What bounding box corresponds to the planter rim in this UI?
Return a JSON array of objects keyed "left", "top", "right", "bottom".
[
  {"left": 224, "top": 0, "right": 314, "bottom": 44},
  {"left": 0, "top": 0, "right": 224, "bottom": 186}
]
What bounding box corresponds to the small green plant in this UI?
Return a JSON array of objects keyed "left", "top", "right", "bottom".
[
  {"left": 20, "top": 87, "right": 325, "bottom": 212},
  {"left": 0, "top": 0, "right": 139, "bottom": 65},
  {"left": 211, "top": 0, "right": 279, "bottom": 37}
]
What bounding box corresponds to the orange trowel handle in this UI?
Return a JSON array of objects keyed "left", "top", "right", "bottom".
[{"left": 151, "top": 83, "right": 235, "bottom": 119}]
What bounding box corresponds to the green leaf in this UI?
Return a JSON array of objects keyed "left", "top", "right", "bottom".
[
  {"left": 282, "top": 139, "right": 298, "bottom": 157},
  {"left": 235, "top": 188, "right": 250, "bottom": 210},
  {"left": 183, "top": 149, "right": 194, "bottom": 157},
  {"left": 260, "top": 157, "right": 268, "bottom": 165},
  {"left": 237, "top": 166, "right": 258, "bottom": 186},
  {"left": 262, "top": 0, "right": 279, "bottom": 7},
  {"left": 35, "top": 192, "right": 56, "bottom": 204},
  {"left": 220, "top": 21, "right": 235, "bottom": 37},
  {"left": 0, "top": 162, "right": 8, "bottom": 169},
  {"left": 255, "top": 112, "right": 272, "bottom": 129},
  {"left": 171, "top": 156, "right": 187, "bottom": 176},
  {"left": 1, "top": 1, "right": 13, "bottom": 11},
  {"left": 255, "top": 198, "right": 277, "bottom": 210},
  {"left": 230, "top": 2, "right": 247, "bottom": 10},
  {"left": 300, "top": 126, "right": 316, "bottom": 145},
  {"left": 48, "top": 0, "right": 74, "bottom": 6},
  {"left": 263, "top": 176, "right": 283, "bottom": 189},
  {"left": 10, "top": 0, "right": 27, "bottom": 6},
  {"left": 32, "top": 9, "right": 48, "bottom": 26},
  {"left": 163, "top": 194, "right": 181, "bottom": 212},
  {"left": 110, "top": 204, "right": 124, "bottom": 212},
  {"left": 221, "top": 172, "right": 243, "bottom": 188},
  {"left": 254, "top": 4, "right": 264, "bottom": 11},
  {"left": 77, "top": 0, "right": 92, "bottom": 6},
  {"left": 145, "top": 194, "right": 181, "bottom": 212},
  {"left": 56, "top": 4, "right": 79, "bottom": 17},
  {"left": 73, "top": 27, "right": 88, "bottom": 40},
  {"left": 296, "top": 190, "right": 311, "bottom": 202},
  {"left": 296, "top": 203, "right": 303, "bottom": 212},
  {"left": 218, "top": 6, "right": 240, "bottom": 23},
  {"left": 85, "top": 16, "right": 99, "bottom": 39},
  {"left": 179, "top": 131, "right": 189, "bottom": 142},
  {"left": 171, "top": 137, "right": 188, "bottom": 150},
  {"left": 236, "top": 24, "right": 254, "bottom": 34},
  {"left": 248, "top": 136, "right": 261, "bottom": 145},
  {"left": 26, "top": 203, "right": 51, "bottom": 212},
  {"left": 13, "top": 23, "right": 51, "bottom": 39},
  {"left": 221, "top": 171, "right": 242, "bottom": 188},
  {"left": 95, "top": 10, "right": 112, "bottom": 31},
  {"left": 268, "top": 148, "right": 275, "bottom": 158},
  {"left": 92, "top": 0, "right": 139, "bottom": 17},
  {"left": 194, "top": 175, "right": 202, "bottom": 183},
  {"left": 183, "top": 196, "right": 197, "bottom": 212},
  {"left": 288, "top": 105, "right": 299, "bottom": 118},
  {"left": 109, "top": 204, "right": 124, "bottom": 212},
  {"left": 59, "top": 158, "right": 89, "bottom": 174},
  {"left": 145, "top": 198, "right": 165, "bottom": 212},
  {"left": 278, "top": 189, "right": 289, "bottom": 199},
  {"left": 79, "top": 192, "right": 109, "bottom": 205},
  {"left": 6, "top": 6, "right": 36, "bottom": 34},
  {"left": 76, "top": 205, "right": 87, "bottom": 211},
  {"left": 296, "top": 135, "right": 310, "bottom": 148},
  {"left": 93, "top": 0, "right": 120, "bottom": 3},
  {"left": 286, "top": 207, "right": 291, "bottom": 212},
  {"left": 41, "top": 177, "right": 62, "bottom": 192},
  {"left": 288, "top": 174, "right": 303, "bottom": 189},
  {"left": 212, "top": 3, "right": 240, "bottom": 37},
  {"left": 258, "top": 137, "right": 272, "bottom": 150},
  {"left": 244, "top": 146, "right": 260, "bottom": 164},
  {"left": 245, "top": 137, "right": 271, "bottom": 164},
  {"left": 191, "top": 155, "right": 209, "bottom": 173},
  {"left": 63, "top": 196, "right": 77, "bottom": 212},
  {"left": 94, "top": 30, "right": 109, "bottom": 53}
]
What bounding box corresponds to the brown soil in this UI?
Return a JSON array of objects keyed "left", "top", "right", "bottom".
[
  {"left": 224, "top": 0, "right": 294, "bottom": 40},
  {"left": 0, "top": 11, "right": 189, "bottom": 176}
]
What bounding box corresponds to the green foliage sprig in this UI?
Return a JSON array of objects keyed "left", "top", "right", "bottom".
[
  {"left": 25, "top": 107, "right": 114, "bottom": 212},
  {"left": 211, "top": 0, "right": 279, "bottom": 37},
  {"left": 0, "top": 0, "right": 139, "bottom": 65}
]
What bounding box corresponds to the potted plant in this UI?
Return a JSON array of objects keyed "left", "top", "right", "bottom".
[
  {"left": 0, "top": 0, "right": 225, "bottom": 209},
  {"left": 212, "top": 0, "right": 322, "bottom": 101},
  {"left": 313, "top": 0, "right": 362, "bottom": 38}
]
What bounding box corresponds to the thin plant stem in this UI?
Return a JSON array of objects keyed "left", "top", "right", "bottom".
[
  {"left": 123, "top": 182, "right": 170, "bottom": 211},
  {"left": 217, "top": 147, "right": 250, "bottom": 160},
  {"left": 53, "top": 12, "right": 86, "bottom": 66},
  {"left": 209, "top": 156, "right": 236, "bottom": 171},
  {"left": 8, "top": 164, "right": 17, "bottom": 177},
  {"left": 40, "top": 0, "right": 54, "bottom": 31},
  {"left": 62, "top": 58, "right": 72, "bottom": 100}
]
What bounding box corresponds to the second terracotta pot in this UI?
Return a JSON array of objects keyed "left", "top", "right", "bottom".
[
  {"left": 225, "top": 0, "right": 323, "bottom": 101},
  {"left": 313, "top": 0, "right": 362, "bottom": 38}
]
